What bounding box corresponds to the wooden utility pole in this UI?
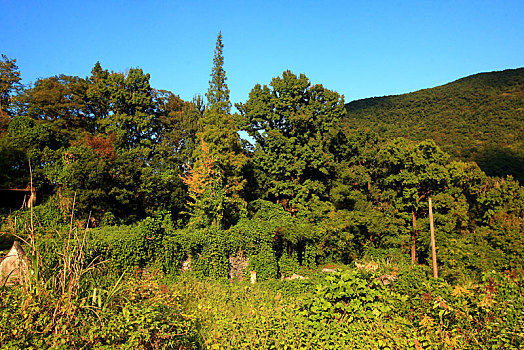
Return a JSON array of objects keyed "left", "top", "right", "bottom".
[{"left": 429, "top": 198, "right": 438, "bottom": 278}]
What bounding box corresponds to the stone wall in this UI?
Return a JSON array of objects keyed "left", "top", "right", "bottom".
[{"left": 228, "top": 252, "right": 249, "bottom": 282}]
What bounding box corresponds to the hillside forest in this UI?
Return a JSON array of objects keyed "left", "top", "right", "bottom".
[
  {"left": 0, "top": 34, "right": 523, "bottom": 349},
  {"left": 344, "top": 68, "right": 524, "bottom": 183}
]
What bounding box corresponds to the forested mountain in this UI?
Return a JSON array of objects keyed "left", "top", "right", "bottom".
[{"left": 344, "top": 68, "right": 524, "bottom": 183}]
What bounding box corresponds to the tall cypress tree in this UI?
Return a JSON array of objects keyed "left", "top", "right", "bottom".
[
  {"left": 206, "top": 32, "right": 231, "bottom": 115},
  {"left": 185, "top": 32, "right": 247, "bottom": 228}
]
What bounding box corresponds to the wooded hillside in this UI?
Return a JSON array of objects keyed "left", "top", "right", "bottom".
[{"left": 344, "top": 68, "right": 524, "bottom": 183}]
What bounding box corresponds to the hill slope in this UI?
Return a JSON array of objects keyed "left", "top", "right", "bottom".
[{"left": 344, "top": 68, "right": 524, "bottom": 182}]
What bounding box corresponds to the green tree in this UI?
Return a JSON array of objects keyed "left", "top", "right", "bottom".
[
  {"left": 206, "top": 32, "right": 230, "bottom": 115},
  {"left": 0, "top": 116, "right": 61, "bottom": 189},
  {"left": 376, "top": 139, "right": 453, "bottom": 263},
  {"left": 21, "top": 75, "right": 90, "bottom": 133},
  {"left": 102, "top": 68, "right": 156, "bottom": 149},
  {"left": 139, "top": 89, "right": 201, "bottom": 220},
  {"left": 86, "top": 62, "right": 111, "bottom": 122},
  {"left": 0, "top": 54, "right": 23, "bottom": 125},
  {"left": 152, "top": 89, "right": 201, "bottom": 166},
  {"left": 237, "top": 71, "right": 346, "bottom": 217}
]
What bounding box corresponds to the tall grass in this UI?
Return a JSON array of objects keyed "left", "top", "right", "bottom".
[{"left": 0, "top": 192, "right": 200, "bottom": 348}]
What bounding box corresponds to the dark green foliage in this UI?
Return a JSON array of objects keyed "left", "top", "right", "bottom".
[
  {"left": 247, "top": 245, "right": 278, "bottom": 281},
  {"left": 344, "top": 67, "right": 524, "bottom": 182},
  {"left": 1, "top": 49, "right": 523, "bottom": 297},
  {"left": 2, "top": 43, "right": 524, "bottom": 350},
  {"left": 22, "top": 75, "right": 91, "bottom": 132},
  {"left": 0, "top": 115, "right": 63, "bottom": 189},
  {"left": 99, "top": 68, "right": 156, "bottom": 149},
  {"left": 277, "top": 251, "right": 300, "bottom": 278},
  {"left": 0, "top": 195, "right": 70, "bottom": 240},
  {"left": 87, "top": 211, "right": 173, "bottom": 271},
  {"left": 89, "top": 224, "right": 153, "bottom": 270},
  {"left": 318, "top": 209, "right": 402, "bottom": 264},
  {"left": 206, "top": 32, "right": 230, "bottom": 115},
  {"left": 79, "top": 200, "right": 321, "bottom": 281},
  {"left": 238, "top": 70, "right": 346, "bottom": 215},
  {"left": 0, "top": 61, "right": 198, "bottom": 225},
  {"left": 181, "top": 227, "right": 231, "bottom": 280},
  {"left": 0, "top": 55, "right": 23, "bottom": 124}
]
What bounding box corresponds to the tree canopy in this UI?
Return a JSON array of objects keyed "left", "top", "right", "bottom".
[{"left": 238, "top": 71, "right": 346, "bottom": 215}]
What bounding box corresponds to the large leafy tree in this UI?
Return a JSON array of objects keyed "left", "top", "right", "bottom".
[
  {"left": 102, "top": 68, "right": 156, "bottom": 149},
  {"left": 322, "top": 129, "right": 402, "bottom": 260},
  {"left": 8, "top": 62, "right": 197, "bottom": 224},
  {"left": 0, "top": 54, "right": 23, "bottom": 126},
  {"left": 139, "top": 90, "right": 201, "bottom": 220},
  {"left": 237, "top": 71, "right": 346, "bottom": 216},
  {"left": 22, "top": 75, "right": 90, "bottom": 133},
  {"left": 152, "top": 90, "right": 201, "bottom": 166},
  {"left": 0, "top": 116, "right": 60, "bottom": 189}
]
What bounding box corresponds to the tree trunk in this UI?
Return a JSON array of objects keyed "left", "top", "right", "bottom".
[{"left": 411, "top": 209, "right": 417, "bottom": 264}]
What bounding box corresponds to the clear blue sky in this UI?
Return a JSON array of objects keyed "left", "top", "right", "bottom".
[{"left": 1, "top": 0, "right": 523, "bottom": 106}]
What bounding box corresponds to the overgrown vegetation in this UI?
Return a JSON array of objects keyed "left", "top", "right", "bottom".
[{"left": 1, "top": 35, "right": 523, "bottom": 348}]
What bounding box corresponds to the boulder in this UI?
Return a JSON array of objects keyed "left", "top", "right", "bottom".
[{"left": 0, "top": 241, "right": 29, "bottom": 286}]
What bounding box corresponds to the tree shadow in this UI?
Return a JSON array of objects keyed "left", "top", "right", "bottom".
[{"left": 475, "top": 146, "right": 524, "bottom": 184}]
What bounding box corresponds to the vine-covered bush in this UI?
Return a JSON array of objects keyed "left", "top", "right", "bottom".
[
  {"left": 88, "top": 224, "right": 151, "bottom": 270},
  {"left": 247, "top": 245, "right": 278, "bottom": 281},
  {"left": 302, "top": 270, "right": 405, "bottom": 324},
  {"left": 278, "top": 251, "right": 300, "bottom": 278}
]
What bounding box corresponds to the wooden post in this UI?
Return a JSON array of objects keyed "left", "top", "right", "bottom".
[{"left": 429, "top": 198, "right": 438, "bottom": 278}]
